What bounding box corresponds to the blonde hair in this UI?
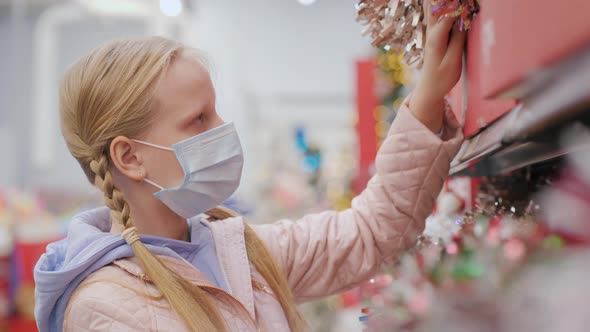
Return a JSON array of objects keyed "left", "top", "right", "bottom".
[{"left": 60, "top": 36, "right": 306, "bottom": 331}]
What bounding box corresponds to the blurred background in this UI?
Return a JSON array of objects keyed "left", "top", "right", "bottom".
[
  {"left": 0, "top": 0, "right": 387, "bottom": 330},
  {"left": 0, "top": 0, "right": 371, "bottom": 201},
  {"left": 2, "top": 0, "right": 590, "bottom": 331}
]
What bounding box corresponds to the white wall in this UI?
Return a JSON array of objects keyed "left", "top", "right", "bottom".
[
  {"left": 0, "top": 0, "right": 373, "bottom": 202},
  {"left": 188, "top": 0, "right": 371, "bottom": 198}
]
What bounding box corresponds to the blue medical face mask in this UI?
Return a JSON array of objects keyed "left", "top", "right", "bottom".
[{"left": 133, "top": 122, "right": 244, "bottom": 219}]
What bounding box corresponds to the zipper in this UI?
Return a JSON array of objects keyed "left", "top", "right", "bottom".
[
  {"left": 252, "top": 278, "right": 274, "bottom": 297},
  {"left": 119, "top": 252, "right": 260, "bottom": 331},
  {"left": 197, "top": 283, "right": 261, "bottom": 332},
  {"left": 135, "top": 271, "right": 262, "bottom": 330}
]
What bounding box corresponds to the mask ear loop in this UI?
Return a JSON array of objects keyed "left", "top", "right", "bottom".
[
  {"left": 131, "top": 139, "right": 174, "bottom": 190},
  {"left": 144, "top": 178, "right": 165, "bottom": 190},
  {"left": 132, "top": 139, "right": 175, "bottom": 151}
]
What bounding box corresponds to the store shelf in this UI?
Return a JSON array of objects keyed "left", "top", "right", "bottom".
[{"left": 451, "top": 47, "right": 590, "bottom": 176}]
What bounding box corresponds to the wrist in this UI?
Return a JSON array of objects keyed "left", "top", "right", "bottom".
[
  {"left": 409, "top": 87, "right": 446, "bottom": 133},
  {"left": 412, "top": 82, "right": 444, "bottom": 112}
]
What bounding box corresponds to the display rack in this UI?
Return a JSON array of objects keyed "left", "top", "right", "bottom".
[{"left": 451, "top": 47, "right": 590, "bottom": 176}]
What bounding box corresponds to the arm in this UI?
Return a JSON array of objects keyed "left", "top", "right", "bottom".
[
  {"left": 253, "top": 12, "right": 466, "bottom": 302},
  {"left": 253, "top": 100, "right": 463, "bottom": 302}
]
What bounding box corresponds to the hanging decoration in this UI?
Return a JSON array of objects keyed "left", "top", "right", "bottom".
[
  {"left": 294, "top": 126, "right": 322, "bottom": 185},
  {"left": 356, "top": 0, "right": 480, "bottom": 66}
]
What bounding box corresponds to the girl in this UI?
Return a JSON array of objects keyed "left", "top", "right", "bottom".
[{"left": 34, "top": 11, "right": 464, "bottom": 332}]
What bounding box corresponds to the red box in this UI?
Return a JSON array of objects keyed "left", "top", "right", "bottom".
[
  {"left": 9, "top": 317, "right": 37, "bottom": 332},
  {"left": 354, "top": 60, "right": 378, "bottom": 194},
  {"left": 14, "top": 241, "right": 54, "bottom": 283},
  {"left": 11, "top": 240, "right": 57, "bottom": 329},
  {"left": 480, "top": 0, "right": 590, "bottom": 98},
  {"left": 463, "top": 14, "right": 517, "bottom": 137}
]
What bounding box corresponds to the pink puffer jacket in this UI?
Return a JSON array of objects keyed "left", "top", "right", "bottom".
[{"left": 63, "top": 104, "right": 463, "bottom": 331}]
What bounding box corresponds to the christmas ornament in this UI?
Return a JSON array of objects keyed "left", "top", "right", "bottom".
[
  {"left": 356, "top": 0, "right": 426, "bottom": 66},
  {"left": 356, "top": 0, "right": 480, "bottom": 66}
]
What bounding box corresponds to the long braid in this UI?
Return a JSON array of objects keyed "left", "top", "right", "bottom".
[
  {"left": 89, "top": 153, "right": 227, "bottom": 331},
  {"left": 89, "top": 154, "right": 132, "bottom": 228}
]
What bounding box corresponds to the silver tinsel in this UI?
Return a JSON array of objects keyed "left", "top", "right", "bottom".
[{"left": 356, "top": 0, "right": 426, "bottom": 67}]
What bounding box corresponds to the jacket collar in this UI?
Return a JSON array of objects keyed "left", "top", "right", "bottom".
[{"left": 206, "top": 216, "right": 256, "bottom": 317}]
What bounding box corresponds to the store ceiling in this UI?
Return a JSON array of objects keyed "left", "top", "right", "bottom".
[
  {"left": 0, "top": 0, "right": 61, "bottom": 7},
  {"left": 0, "top": 0, "right": 193, "bottom": 12}
]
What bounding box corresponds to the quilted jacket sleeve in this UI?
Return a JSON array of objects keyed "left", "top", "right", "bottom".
[
  {"left": 64, "top": 295, "right": 145, "bottom": 331},
  {"left": 63, "top": 266, "right": 152, "bottom": 332},
  {"left": 252, "top": 100, "right": 464, "bottom": 302}
]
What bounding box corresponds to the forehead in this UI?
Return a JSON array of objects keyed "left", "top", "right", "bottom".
[{"left": 151, "top": 53, "right": 214, "bottom": 119}]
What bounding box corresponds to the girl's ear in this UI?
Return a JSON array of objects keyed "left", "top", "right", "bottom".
[{"left": 110, "top": 136, "right": 145, "bottom": 182}]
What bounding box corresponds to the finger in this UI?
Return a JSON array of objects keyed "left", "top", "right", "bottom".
[
  {"left": 442, "top": 23, "right": 466, "bottom": 70},
  {"left": 423, "top": 0, "right": 435, "bottom": 28},
  {"left": 426, "top": 16, "right": 455, "bottom": 60}
]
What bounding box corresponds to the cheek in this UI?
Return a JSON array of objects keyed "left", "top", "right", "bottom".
[
  {"left": 144, "top": 149, "right": 185, "bottom": 188},
  {"left": 212, "top": 114, "right": 225, "bottom": 129}
]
